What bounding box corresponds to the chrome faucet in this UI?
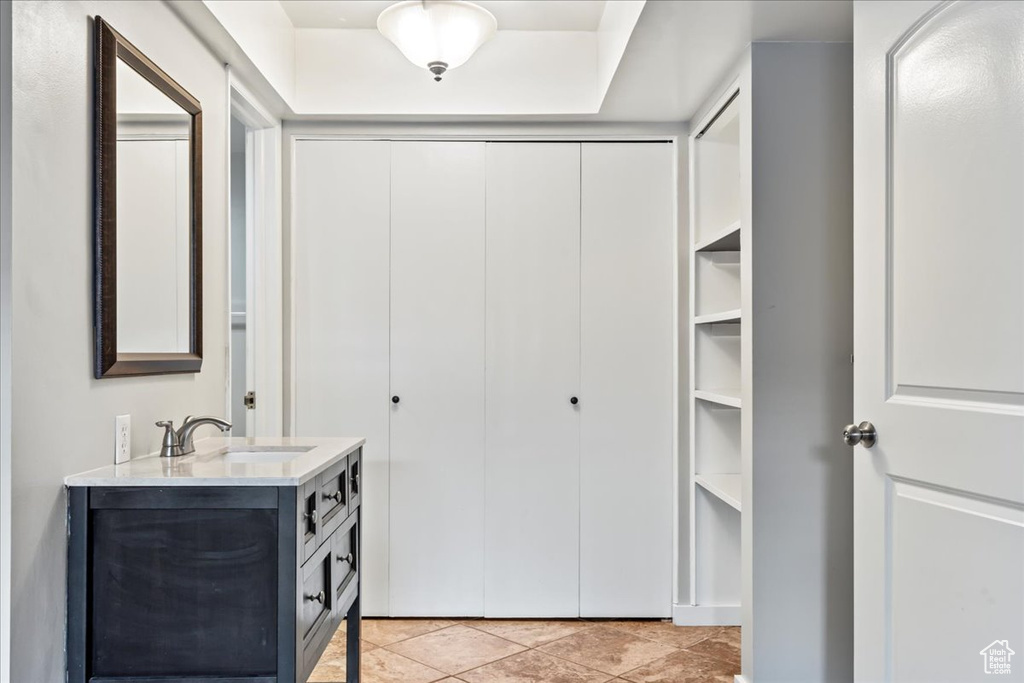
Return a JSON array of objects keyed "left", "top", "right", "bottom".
[{"left": 155, "top": 415, "right": 232, "bottom": 457}]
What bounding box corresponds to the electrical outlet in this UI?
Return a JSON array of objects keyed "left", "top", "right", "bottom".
[{"left": 115, "top": 414, "right": 131, "bottom": 465}]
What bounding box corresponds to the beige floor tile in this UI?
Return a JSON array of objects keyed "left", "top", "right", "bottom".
[
  {"left": 360, "top": 648, "right": 450, "bottom": 683},
  {"left": 387, "top": 624, "right": 528, "bottom": 675},
  {"left": 309, "top": 635, "right": 348, "bottom": 682},
  {"left": 604, "top": 621, "right": 724, "bottom": 649},
  {"left": 324, "top": 625, "right": 379, "bottom": 653},
  {"left": 308, "top": 658, "right": 347, "bottom": 683},
  {"left": 467, "top": 620, "right": 593, "bottom": 648},
  {"left": 619, "top": 649, "right": 738, "bottom": 683},
  {"left": 683, "top": 626, "right": 741, "bottom": 667},
  {"left": 360, "top": 618, "right": 459, "bottom": 647},
  {"left": 309, "top": 628, "right": 384, "bottom": 681},
  {"left": 537, "top": 626, "right": 678, "bottom": 677},
  {"left": 459, "top": 649, "right": 613, "bottom": 683}
]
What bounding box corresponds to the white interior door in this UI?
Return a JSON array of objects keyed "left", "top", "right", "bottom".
[
  {"left": 580, "top": 143, "right": 675, "bottom": 617},
  {"left": 854, "top": 2, "right": 1024, "bottom": 681},
  {"left": 292, "top": 140, "right": 392, "bottom": 616},
  {"left": 389, "top": 142, "right": 486, "bottom": 616},
  {"left": 484, "top": 143, "right": 581, "bottom": 617}
]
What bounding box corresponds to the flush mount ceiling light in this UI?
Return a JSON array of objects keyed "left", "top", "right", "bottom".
[{"left": 377, "top": 0, "right": 497, "bottom": 82}]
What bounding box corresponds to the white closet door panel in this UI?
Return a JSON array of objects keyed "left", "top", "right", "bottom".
[
  {"left": 292, "top": 140, "right": 391, "bottom": 616},
  {"left": 580, "top": 143, "right": 675, "bottom": 617},
  {"left": 389, "top": 142, "right": 486, "bottom": 616},
  {"left": 485, "top": 143, "right": 581, "bottom": 617}
]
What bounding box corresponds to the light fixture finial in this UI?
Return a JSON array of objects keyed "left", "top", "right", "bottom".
[
  {"left": 427, "top": 61, "right": 448, "bottom": 82},
  {"left": 377, "top": 1, "right": 497, "bottom": 82}
]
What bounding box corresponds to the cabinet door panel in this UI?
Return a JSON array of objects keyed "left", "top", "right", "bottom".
[
  {"left": 90, "top": 509, "right": 278, "bottom": 677},
  {"left": 389, "top": 142, "right": 486, "bottom": 616},
  {"left": 580, "top": 143, "right": 675, "bottom": 617},
  {"left": 292, "top": 140, "right": 391, "bottom": 615},
  {"left": 484, "top": 143, "right": 581, "bottom": 617}
]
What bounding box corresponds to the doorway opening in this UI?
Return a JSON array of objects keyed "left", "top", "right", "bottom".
[
  {"left": 228, "top": 78, "right": 283, "bottom": 438},
  {"left": 229, "top": 115, "right": 248, "bottom": 435}
]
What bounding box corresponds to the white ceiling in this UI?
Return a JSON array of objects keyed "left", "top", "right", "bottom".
[
  {"left": 596, "top": 0, "right": 854, "bottom": 122},
  {"left": 198, "top": 0, "right": 854, "bottom": 122},
  {"left": 281, "top": 1, "right": 608, "bottom": 31}
]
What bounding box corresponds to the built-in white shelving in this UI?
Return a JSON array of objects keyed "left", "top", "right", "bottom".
[
  {"left": 687, "top": 81, "right": 743, "bottom": 628},
  {"left": 694, "top": 474, "right": 741, "bottom": 512},
  {"left": 694, "top": 389, "right": 742, "bottom": 409},
  {"left": 694, "top": 221, "right": 741, "bottom": 253},
  {"left": 681, "top": 44, "right": 854, "bottom": 681},
  {"left": 694, "top": 309, "right": 741, "bottom": 325}
]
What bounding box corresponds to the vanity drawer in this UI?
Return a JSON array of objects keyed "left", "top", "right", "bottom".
[
  {"left": 347, "top": 448, "right": 362, "bottom": 511},
  {"left": 317, "top": 456, "right": 349, "bottom": 541},
  {"left": 298, "top": 478, "right": 319, "bottom": 562},
  {"left": 332, "top": 513, "right": 359, "bottom": 617},
  {"left": 298, "top": 540, "right": 333, "bottom": 644}
]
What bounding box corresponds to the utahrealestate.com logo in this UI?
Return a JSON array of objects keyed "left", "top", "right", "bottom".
[{"left": 980, "top": 640, "right": 1015, "bottom": 675}]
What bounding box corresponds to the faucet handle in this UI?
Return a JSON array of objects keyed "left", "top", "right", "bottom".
[{"left": 156, "top": 421, "right": 181, "bottom": 457}]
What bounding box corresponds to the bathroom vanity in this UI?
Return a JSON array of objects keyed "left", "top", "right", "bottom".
[{"left": 65, "top": 437, "right": 364, "bottom": 683}]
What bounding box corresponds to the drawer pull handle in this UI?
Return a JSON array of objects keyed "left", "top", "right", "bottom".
[
  {"left": 304, "top": 510, "right": 318, "bottom": 524},
  {"left": 338, "top": 553, "right": 354, "bottom": 565},
  {"left": 306, "top": 590, "right": 326, "bottom": 604},
  {"left": 323, "top": 491, "right": 343, "bottom": 503},
  {"left": 351, "top": 474, "right": 360, "bottom": 493}
]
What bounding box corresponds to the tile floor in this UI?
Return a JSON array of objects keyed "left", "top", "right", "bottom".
[{"left": 310, "top": 619, "right": 740, "bottom": 683}]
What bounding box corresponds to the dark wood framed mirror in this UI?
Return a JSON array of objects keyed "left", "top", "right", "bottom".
[{"left": 94, "top": 17, "right": 203, "bottom": 378}]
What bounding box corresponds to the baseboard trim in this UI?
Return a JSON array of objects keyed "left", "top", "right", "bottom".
[
  {"left": 734, "top": 676, "right": 750, "bottom": 683},
  {"left": 672, "top": 603, "right": 741, "bottom": 626}
]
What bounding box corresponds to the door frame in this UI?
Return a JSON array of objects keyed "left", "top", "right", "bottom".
[
  {"left": 228, "top": 73, "right": 283, "bottom": 437},
  {"left": 0, "top": 2, "right": 12, "bottom": 679},
  {"left": 283, "top": 130, "right": 684, "bottom": 617}
]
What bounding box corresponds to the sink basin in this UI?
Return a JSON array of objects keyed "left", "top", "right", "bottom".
[{"left": 222, "top": 448, "right": 312, "bottom": 464}]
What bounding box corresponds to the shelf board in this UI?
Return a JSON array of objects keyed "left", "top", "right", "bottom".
[
  {"left": 694, "top": 389, "right": 742, "bottom": 409},
  {"left": 694, "top": 309, "right": 741, "bottom": 325},
  {"left": 695, "top": 474, "right": 741, "bottom": 512},
  {"left": 695, "top": 221, "right": 741, "bottom": 253}
]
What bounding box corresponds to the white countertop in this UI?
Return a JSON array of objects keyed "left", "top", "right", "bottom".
[{"left": 64, "top": 436, "right": 365, "bottom": 487}]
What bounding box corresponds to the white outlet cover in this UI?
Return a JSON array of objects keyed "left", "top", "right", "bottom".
[{"left": 115, "top": 414, "right": 131, "bottom": 465}]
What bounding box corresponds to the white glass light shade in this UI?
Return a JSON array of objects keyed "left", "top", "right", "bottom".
[{"left": 377, "top": 1, "right": 497, "bottom": 80}]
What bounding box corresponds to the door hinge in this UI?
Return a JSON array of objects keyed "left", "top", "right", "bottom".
[{"left": 244, "top": 391, "right": 256, "bottom": 410}]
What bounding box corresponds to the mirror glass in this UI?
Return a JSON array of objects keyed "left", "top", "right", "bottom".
[{"left": 115, "top": 58, "right": 192, "bottom": 353}]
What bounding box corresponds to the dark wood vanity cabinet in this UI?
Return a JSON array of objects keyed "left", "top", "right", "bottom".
[{"left": 67, "top": 449, "right": 363, "bottom": 683}]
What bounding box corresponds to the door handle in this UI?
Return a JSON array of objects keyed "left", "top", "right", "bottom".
[
  {"left": 392, "top": 396, "right": 400, "bottom": 404},
  {"left": 843, "top": 421, "right": 877, "bottom": 448},
  {"left": 570, "top": 396, "right": 579, "bottom": 406}
]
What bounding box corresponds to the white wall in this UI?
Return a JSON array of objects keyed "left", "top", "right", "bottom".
[
  {"left": 9, "top": 2, "right": 228, "bottom": 680},
  {"left": 675, "top": 126, "right": 690, "bottom": 607},
  {"left": 203, "top": 0, "right": 296, "bottom": 106},
  {"left": 595, "top": 0, "right": 645, "bottom": 104},
  {"left": 294, "top": 29, "right": 597, "bottom": 116}
]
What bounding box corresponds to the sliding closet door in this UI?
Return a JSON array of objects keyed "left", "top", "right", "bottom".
[
  {"left": 292, "top": 140, "right": 391, "bottom": 616},
  {"left": 580, "top": 143, "right": 675, "bottom": 616},
  {"left": 485, "top": 143, "right": 581, "bottom": 617},
  {"left": 389, "top": 142, "right": 486, "bottom": 616}
]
